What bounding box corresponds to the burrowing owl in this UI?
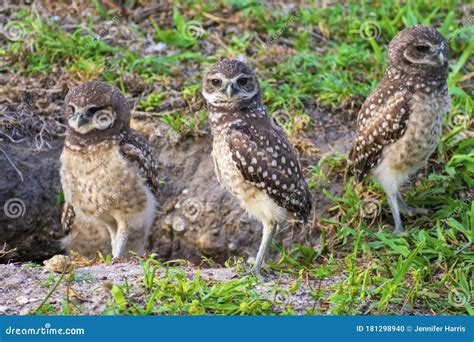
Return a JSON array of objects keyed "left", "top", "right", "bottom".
[
  {"left": 61, "top": 81, "right": 159, "bottom": 257},
  {"left": 202, "top": 60, "right": 312, "bottom": 275},
  {"left": 349, "top": 25, "right": 450, "bottom": 233}
]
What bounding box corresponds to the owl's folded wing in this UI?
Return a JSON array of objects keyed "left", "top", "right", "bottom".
[
  {"left": 349, "top": 89, "right": 412, "bottom": 182},
  {"left": 226, "top": 122, "right": 312, "bottom": 220},
  {"left": 119, "top": 131, "right": 160, "bottom": 196}
]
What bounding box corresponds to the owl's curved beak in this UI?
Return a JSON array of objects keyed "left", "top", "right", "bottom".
[
  {"left": 226, "top": 83, "right": 237, "bottom": 98},
  {"left": 436, "top": 47, "right": 448, "bottom": 66},
  {"left": 75, "top": 113, "right": 90, "bottom": 127}
]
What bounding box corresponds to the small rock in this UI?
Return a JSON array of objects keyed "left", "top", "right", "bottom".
[
  {"left": 168, "top": 132, "right": 181, "bottom": 145},
  {"left": 43, "top": 254, "right": 74, "bottom": 273},
  {"left": 102, "top": 281, "right": 113, "bottom": 291},
  {"left": 172, "top": 215, "right": 186, "bottom": 232},
  {"left": 144, "top": 42, "right": 167, "bottom": 54},
  {"left": 19, "top": 308, "right": 30, "bottom": 315},
  {"left": 16, "top": 296, "right": 29, "bottom": 305}
]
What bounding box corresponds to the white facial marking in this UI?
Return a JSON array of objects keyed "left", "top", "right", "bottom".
[{"left": 202, "top": 72, "right": 258, "bottom": 107}]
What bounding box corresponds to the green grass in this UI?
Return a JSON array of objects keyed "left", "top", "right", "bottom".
[
  {"left": 159, "top": 110, "right": 207, "bottom": 136},
  {"left": 105, "top": 258, "right": 274, "bottom": 315},
  {"left": 4, "top": 0, "right": 472, "bottom": 315}
]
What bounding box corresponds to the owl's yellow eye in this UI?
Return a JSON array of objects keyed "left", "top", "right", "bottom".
[{"left": 211, "top": 79, "right": 222, "bottom": 87}]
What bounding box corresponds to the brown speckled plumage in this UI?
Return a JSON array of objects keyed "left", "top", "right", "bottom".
[
  {"left": 202, "top": 60, "right": 312, "bottom": 275},
  {"left": 60, "top": 81, "right": 159, "bottom": 257},
  {"left": 349, "top": 26, "right": 450, "bottom": 233}
]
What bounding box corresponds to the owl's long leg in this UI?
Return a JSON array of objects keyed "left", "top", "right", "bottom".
[
  {"left": 101, "top": 215, "right": 118, "bottom": 257},
  {"left": 252, "top": 221, "right": 277, "bottom": 276},
  {"left": 112, "top": 220, "right": 129, "bottom": 258},
  {"left": 108, "top": 228, "right": 117, "bottom": 257},
  {"left": 397, "top": 192, "right": 429, "bottom": 216},
  {"left": 105, "top": 224, "right": 116, "bottom": 249},
  {"left": 387, "top": 192, "right": 404, "bottom": 234}
]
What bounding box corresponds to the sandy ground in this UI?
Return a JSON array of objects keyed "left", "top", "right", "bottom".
[{"left": 0, "top": 260, "right": 345, "bottom": 315}]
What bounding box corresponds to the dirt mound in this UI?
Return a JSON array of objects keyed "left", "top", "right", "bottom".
[
  {"left": 1, "top": 115, "right": 339, "bottom": 263},
  {"left": 0, "top": 143, "right": 64, "bottom": 261}
]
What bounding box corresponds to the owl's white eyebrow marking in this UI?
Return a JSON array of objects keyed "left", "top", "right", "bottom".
[
  {"left": 207, "top": 72, "right": 226, "bottom": 81},
  {"left": 229, "top": 73, "right": 250, "bottom": 82}
]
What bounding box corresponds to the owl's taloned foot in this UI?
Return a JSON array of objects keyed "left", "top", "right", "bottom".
[
  {"left": 240, "top": 266, "right": 264, "bottom": 280},
  {"left": 238, "top": 264, "right": 271, "bottom": 281}
]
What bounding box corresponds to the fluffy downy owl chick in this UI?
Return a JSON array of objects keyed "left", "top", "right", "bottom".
[
  {"left": 61, "top": 81, "right": 159, "bottom": 257},
  {"left": 202, "top": 60, "right": 312, "bottom": 275},
  {"left": 349, "top": 25, "right": 450, "bottom": 234}
]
